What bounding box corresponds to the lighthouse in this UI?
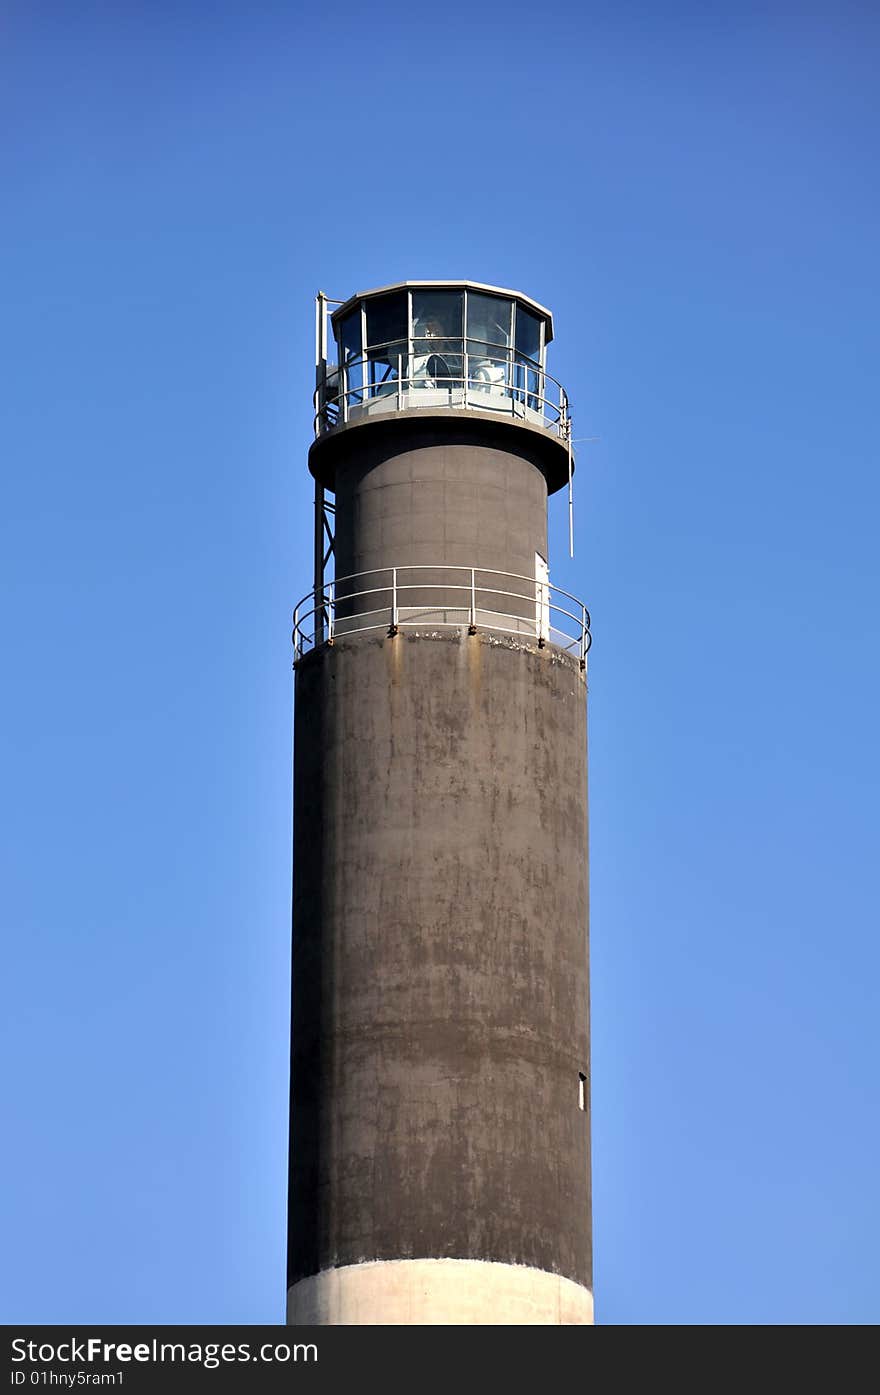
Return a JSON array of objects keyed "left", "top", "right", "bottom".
[{"left": 287, "top": 281, "right": 592, "bottom": 1325}]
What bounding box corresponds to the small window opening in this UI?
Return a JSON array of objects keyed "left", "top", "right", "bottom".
[{"left": 578, "top": 1072, "right": 587, "bottom": 1111}]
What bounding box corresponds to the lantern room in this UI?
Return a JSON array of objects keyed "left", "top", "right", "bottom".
[{"left": 314, "top": 280, "right": 569, "bottom": 440}]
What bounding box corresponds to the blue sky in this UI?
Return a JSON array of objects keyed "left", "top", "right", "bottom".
[{"left": 2, "top": 1, "right": 878, "bottom": 1324}]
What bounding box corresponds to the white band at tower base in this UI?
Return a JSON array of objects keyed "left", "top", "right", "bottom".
[{"left": 287, "top": 1258, "right": 594, "bottom": 1326}]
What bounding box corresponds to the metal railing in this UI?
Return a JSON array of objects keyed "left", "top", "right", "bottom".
[
  {"left": 293, "top": 564, "right": 591, "bottom": 666},
  {"left": 313, "top": 347, "right": 571, "bottom": 440}
]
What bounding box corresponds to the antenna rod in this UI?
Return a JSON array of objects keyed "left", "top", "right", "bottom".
[
  {"left": 567, "top": 437, "right": 600, "bottom": 558},
  {"left": 568, "top": 425, "right": 574, "bottom": 558}
]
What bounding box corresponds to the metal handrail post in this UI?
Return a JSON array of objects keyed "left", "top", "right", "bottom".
[
  {"left": 468, "top": 568, "right": 477, "bottom": 633},
  {"left": 390, "top": 568, "right": 399, "bottom": 633},
  {"left": 580, "top": 604, "right": 588, "bottom": 668},
  {"left": 397, "top": 353, "right": 402, "bottom": 411},
  {"left": 293, "top": 606, "right": 300, "bottom": 661},
  {"left": 314, "top": 481, "right": 326, "bottom": 646},
  {"left": 327, "top": 582, "right": 335, "bottom": 644}
]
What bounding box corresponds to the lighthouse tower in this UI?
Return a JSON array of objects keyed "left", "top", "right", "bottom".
[{"left": 287, "top": 281, "right": 592, "bottom": 1325}]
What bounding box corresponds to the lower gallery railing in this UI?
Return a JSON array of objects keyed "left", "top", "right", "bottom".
[{"left": 293, "top": 565, "right": 591, "bottom": 667}]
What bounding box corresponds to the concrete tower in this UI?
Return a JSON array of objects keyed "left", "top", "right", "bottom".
[{"left": 287, "top": 282, "right": 592, "bottom": 1325}]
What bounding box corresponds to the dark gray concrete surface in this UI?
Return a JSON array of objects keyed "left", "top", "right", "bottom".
[
  {"left": 288, "top": 629, "right": 591, "bottom": 1290},
  {"left": 309, "top": 409, "right": 572, "bottom": 496},
  {"left": 334, "top": 431, "right": 547, "bottom": 580},
  {"left": 330, "top": 423, "right": 548, "bottom": 626}
]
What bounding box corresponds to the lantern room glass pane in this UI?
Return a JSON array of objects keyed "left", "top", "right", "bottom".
[
  {"left": 411, "top": 290, "right": 463, "bottom": 341},
  {"left": 466, "top": 293, "right": 512, "bottom": 352},
  {"left": 514, "top": 306, "right": 541, "bottom": 365},
  {"left": 411, "top": 342, "right": 463, "bottom": 387},
  {"left": 367, "top": 342, "right": 405, "bottom": 398},
  {"left": 365, "top": 292, "right": 407, "bottom": 349},
  {"left": 337, "top": 310, "right": 361, "bottom": 362},
  {"left": 337, "top": 310, "right": 363, "bottom": 405}
]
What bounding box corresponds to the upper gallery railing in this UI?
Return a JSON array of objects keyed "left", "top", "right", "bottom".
[{"left": 313, "top": 343, "right": 571, "bottom": 440}]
